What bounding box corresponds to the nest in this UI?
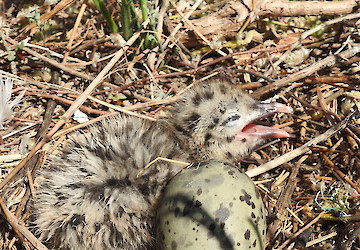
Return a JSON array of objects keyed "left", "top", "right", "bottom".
[{"left": 0, "top": 0, "right": 359, "bottom": 249}]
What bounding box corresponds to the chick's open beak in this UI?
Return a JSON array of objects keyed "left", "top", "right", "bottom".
[{"left": 240, "top": 102, "right": 292, "bottom": 139}]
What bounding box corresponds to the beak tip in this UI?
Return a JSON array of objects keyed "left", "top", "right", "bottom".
[
  {"left": 285, "top": 106, "right": 293, "bottom": 113},
  {"left": 276, "top": 103, "right": 293, "bottom": 113},
  {"left": 257, "top": 102, "right": 293, "bottom": 114}
]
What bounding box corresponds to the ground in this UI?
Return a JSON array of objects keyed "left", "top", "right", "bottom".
[{"left": 0, "top": 0, "right": 359, "bottom": 249}]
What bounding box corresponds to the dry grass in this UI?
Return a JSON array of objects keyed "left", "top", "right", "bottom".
[{"left": 0, "top": 0, "right": 359, "bottom": 249}]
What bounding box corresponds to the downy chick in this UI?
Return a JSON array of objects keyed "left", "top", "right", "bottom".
[
  {"left": 32, "top": 78, "right": 291, "bottom": 249},
  {"left": 168, "top": 78, "right": 291, "bottom": 161}
]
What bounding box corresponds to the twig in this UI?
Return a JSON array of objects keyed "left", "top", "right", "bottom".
[
  {"left": 156, "top": 0, "right": 168, "bottom": 45},
  {"left": 265, "top": 12, "right": 360, "bottom": 76},
  {"left": 25, "top": 43, "right": 88, "bottom": 63},
  {"left": 0, "top": 197, "right": 48, "bottom": 250},
  {"left": 252, "top": 44, "right": 360, "bottom": 99},
  {"left": 0, "top": 33, "right": 140, "bottom": 190},
  {"left": 6, "top": 37, "right": 94, "bottom": 81},
  {"left": 162, "top": 0, "right": 204, "bottom": 48},
  {"left": 260, "top": 0, "right": 358, "bottom": 17},
  {"left": 136, "top": 157, "right": 189, "bottom": 177},
  {"left": 87, "top": 95, "right": 156, "bottom": 121},
  {"left": 124, "top": 95, "right": 178, "bottom": 111},
  {"left": 277, "top": 212, "right": 325, "bottom": 250},
  {"left": 26, "top": 91, "right": 109, "bottom": 115},
  {"left": 70, "top": 37, "right": 110, "bottom": 54},
  {"left": 18, "top": 0, "right": 75, "bottom": 37},
  {"left": 63, "top": 3, "right": 87, "bottom": 63},
  {"left": 306, "top": 231, "right": 337, "bottom": 247},
  {"left": 170, "top": 0, "right": 227, "bottom": 56},
  {"left": 246, "top": 113, "right": 357, "bottom": 178},
  {"left": 52, "top": 112, "right": 116, "bottom": 139},
  {"left": 322, "top": 154, "right": 360, "bottom": 194}
]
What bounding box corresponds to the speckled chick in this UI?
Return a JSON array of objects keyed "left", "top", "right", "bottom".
[
  {"left": 33, "top": 117, "right": 189, "bottom": 249},
  {"left": 167, "top": 78, "right": 291, "bottom": 161},
  {"left": 32, "top": 78, "right": 291, "bottom": 249}
]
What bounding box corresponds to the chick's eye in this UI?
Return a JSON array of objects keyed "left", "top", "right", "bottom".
[{"left": 227, "top": 115, "right": 240, "bottom": 122}]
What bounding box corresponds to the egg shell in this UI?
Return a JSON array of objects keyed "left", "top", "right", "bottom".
[{"left": 156, "top": 159, "right": 266, "bottom": 249}]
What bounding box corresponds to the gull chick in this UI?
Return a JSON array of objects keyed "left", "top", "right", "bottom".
[
  {"left": 31, "top": 78, "right": 291, "bottom": 249},
  {"left": 168, "top": 78, "right": 292, "bottom": 161}
]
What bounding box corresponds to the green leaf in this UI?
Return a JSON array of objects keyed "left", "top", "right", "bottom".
[
  {"left": 7, "top": 51, "right": 15, "bottom": 61},
  {"left": 93, "top": 0, "right": 119, "bottom": 33}
]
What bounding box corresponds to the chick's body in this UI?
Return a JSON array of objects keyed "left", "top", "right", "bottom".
[
  {"left": 33, "top": 117, "right": 188, "bottom": 249},
  {"left": 32, "top": 79, "right": 290, "bottom": 249}
]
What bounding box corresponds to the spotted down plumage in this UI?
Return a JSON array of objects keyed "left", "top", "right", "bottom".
[
  {"left": 29, "top": 78, "right": 289, "bottom": 249},
  {"left": 33, "top": 116, "right": 188, "bottom": 249}
]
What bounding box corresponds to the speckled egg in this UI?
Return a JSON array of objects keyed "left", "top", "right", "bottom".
[{"left": 155, "top": 160, "right": 266, "bottom": 250}]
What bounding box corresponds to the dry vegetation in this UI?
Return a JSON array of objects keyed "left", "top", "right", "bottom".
[{"left": 0, "top": 0, "right": 360, "bottom": 249}]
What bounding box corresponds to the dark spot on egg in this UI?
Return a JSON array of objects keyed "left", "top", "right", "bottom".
[
  {"left": 215, "top": 204, "right": 230, "bottom": 222},
  {"left": 195, "top": 200, "right": 202, "bottom": 207},
  {"left": 244, "top": 229, "right": 250, "bottom": 240},
  {"left": 174, "top": 207, "right": 180, "bottom": 217},
  {"left": 197, "top": 188, "right": 202, "bottom": 195},
  {"left": 253, "top": 239, "right": 257, "bottom": 247},
  {"left": 255, "top": 216, "right": 260, "bottom": 226},
  {"left": 251, "top": 202, "right": 256, "bottom": 209},
  {"left": 255, "top": 189, "right": 260, "bottom": 199},
  {"left": 171, "top": 240, "right": 177, "bottom": 250},
  {"left": 240, "top": 190, "right": 252, "bottom": 206},
  {"left": 228, "top": 170, "right": 235, "bottom": 175},
  {"left": 183, "top": 201, "right": 193, "bottom": 216}
]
